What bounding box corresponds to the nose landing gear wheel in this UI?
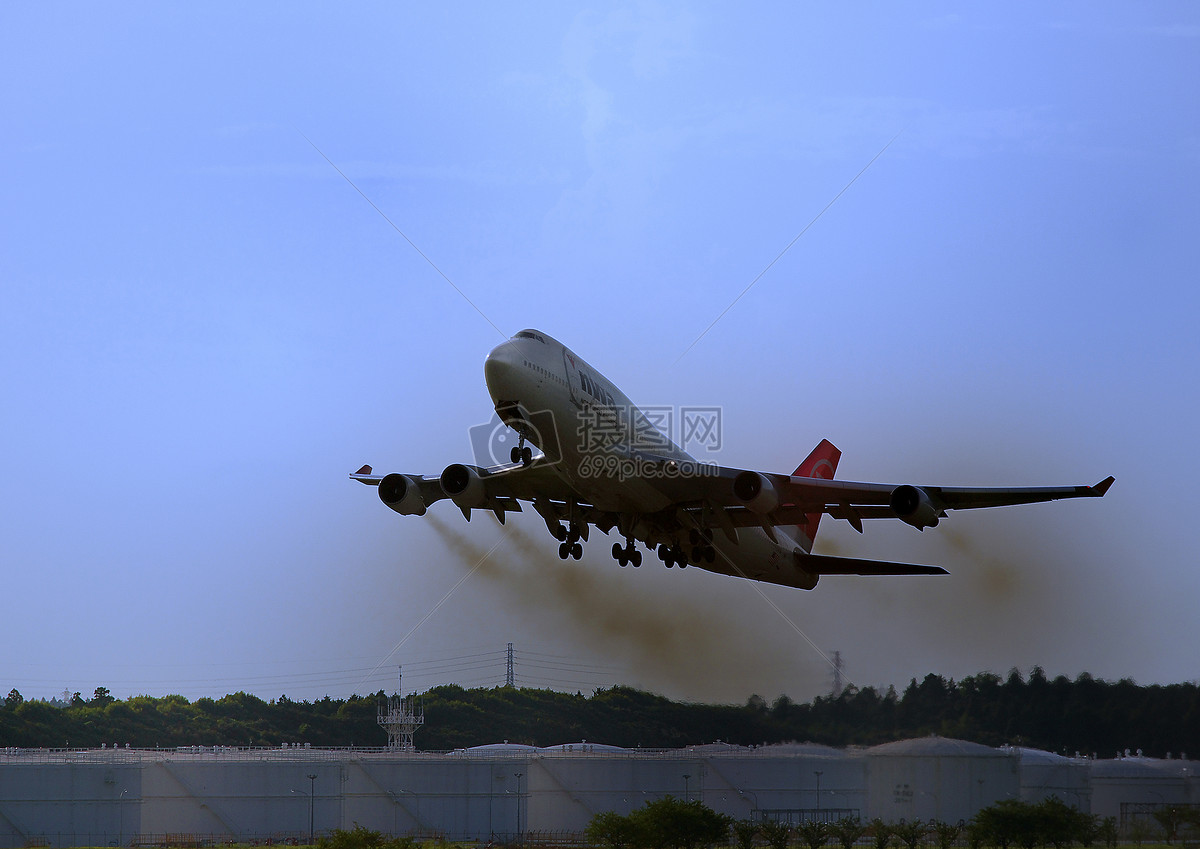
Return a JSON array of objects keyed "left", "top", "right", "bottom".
[
  {"left": 570, "top": 542, "right": 583, "bottom": 560},
  {"left": 510, "top": 435, "right": 533, "bottom": 465}
]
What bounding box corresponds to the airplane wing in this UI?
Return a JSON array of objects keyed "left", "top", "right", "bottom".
[
  {"left": 352, "top": 451, "right": 1112, "bottom": 582},
  {"left": 351, "top": 459, "right": 583, "bottom": 526},
  {"left": 354, "top": 452, "right": 1113, "bottom": 537},
  {"left": 660, "top": 460, "right": 1114, "bottom": 535}
]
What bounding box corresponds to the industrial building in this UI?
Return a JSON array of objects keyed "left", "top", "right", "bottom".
[{"left": 1, "top": 739, "right": 1197, "bottom": 846}]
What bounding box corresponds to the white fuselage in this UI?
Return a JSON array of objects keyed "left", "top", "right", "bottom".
[{"left": 483, "top": 330, "right": 815, "bottom": 587}]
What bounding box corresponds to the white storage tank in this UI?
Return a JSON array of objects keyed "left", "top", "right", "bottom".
[
  {"left": 1013, "top": 747, "right": 1091, "bottom": 811},
  {"left": 1088, "top": 754, "right": 1193, "bottom": 824},
  {"left": 866, "top": 737, "right": 1019, "bottom": 824}
]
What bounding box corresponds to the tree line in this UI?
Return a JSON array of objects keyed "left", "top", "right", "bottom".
[
  {"left": 310, "top": 798, "right": 1200, "bottom": 849},
  {"left": 585, "top": 796, "right": 1200, "bottom": 849},
  {"left": 2, "top": 668, "right": 1197, "bottom": 755}
]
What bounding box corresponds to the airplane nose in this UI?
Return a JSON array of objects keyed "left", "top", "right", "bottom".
[{"left": 484, "top": 340, "right": 520, "bottom": 396}]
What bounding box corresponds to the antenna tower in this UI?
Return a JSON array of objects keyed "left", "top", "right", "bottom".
[
  {"left": 377, "top": 667, "right": 424, "bottom": 751},
  {"left": 506, "top": 642, "right": 515, "bottom": 688},
  {"left": 831, "top": 651, "right": 844, "bottom": 698}
]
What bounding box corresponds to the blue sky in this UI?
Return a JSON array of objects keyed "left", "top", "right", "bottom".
[{"left": 2, "top": 3, "right": 1197, "bottom": 711}]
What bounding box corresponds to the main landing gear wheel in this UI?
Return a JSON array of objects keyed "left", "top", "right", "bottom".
[
  {"left": 687, "top": 529, "right": 715, "bottom": 562},
  {"left": 559, "top": 539, "right": 584, "bottom": 560},
  {"left": 658, "top": 545, "right": 687, "bottom": 568},
  {"left": 612, "top": 541, "right": 642, "bottom": 568}
]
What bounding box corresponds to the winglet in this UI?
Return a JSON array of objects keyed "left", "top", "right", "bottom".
[
  {"left": 350, "top": 464, "right": 382, "bottom": 485},
  {"left": 1092, "top": 476, "right": 1115, "bottom": 496}
]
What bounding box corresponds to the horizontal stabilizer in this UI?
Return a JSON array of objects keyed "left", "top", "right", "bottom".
[{"left": 800, "top": 553, "right": 949, "bottom": 576}]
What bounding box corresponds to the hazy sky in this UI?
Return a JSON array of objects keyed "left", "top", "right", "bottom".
[{"left": 3, "top": 3, "right": 1198, "bottom": 714}]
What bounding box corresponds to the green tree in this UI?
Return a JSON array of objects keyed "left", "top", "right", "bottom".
[
  {"left": 760, "top": 820, "right": 793, "bottom": 849},
  {"left": 931, "top": 821, "right": 961, "bottom": 849},
  {"left": 317, "top": 825, "right": 413, "bottom": 849},
  {"left": 965, "top": 820, "right": 984, "bottom": 849},
  {"left": 586, "top": 798, "right": 730, "bottom": 849},
  {"left": 587, "top": 810, "right": 643, "bottom": 849},
  {"left": 1152, "top": 806, "right": 1190, "bottom": 845},
  {"left": 1035, "top": 797, "right": 1079, "bottom": 849},
  {"left": 831, "top": 817, "right": 868, "bottom": 849},
  {"left": 733, "top": 820, "right": 760, "bottom": 849},
  {"left": 1127, "top": 816, "right": 1155, "bottom": 846},
  {"left": 631, "top": 796, "right": 731, "bottom": 849},
  {"left": 972, "top": 801, "right": 1020, "bottom": 849},
  {"left": 1074, "top": 812, "right": 1101, "bottom": 848},
  {"left": 796, "top": 820, "right": 829, "bottom": 849},
  {"left": 869, "top": 819, "right": 893, "bottom": 849},
  {"left": 91, "top": 686, "right": 115, "bottom": 707},
  {"left": 893, "top": 820, "right": 928, "bottom": 849}
]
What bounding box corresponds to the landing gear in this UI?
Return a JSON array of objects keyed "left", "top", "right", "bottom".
[
  {"left": 557, "top": 523, "right": 584, "bottom": 560},
  {"left": 509, "top": 434, "right": 533, "bottom": 466},
  {"left": 611, "top": 540, "right": 642, "bottom": 568},
  {"left": 687, "top": 529, "right": 715, "bottom": 563},
  {"left": 658, "top": 545, "right": 687, "bottom": 568},
  {"left": 558, "top": 541, "right": 583, "bottom": 560}
]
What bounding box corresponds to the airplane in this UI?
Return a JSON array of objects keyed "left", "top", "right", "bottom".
[{"left": 351, "top": 329, "right": 1113, "bottom": 591}]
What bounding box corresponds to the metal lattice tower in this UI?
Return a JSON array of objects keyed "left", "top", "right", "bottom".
[
  {"left": 506, "top": 642, "right": 515, "bottom": 688},
  {"left": 831, "top": 651, "right": 844, "bottom": 698},
  {"left": 377, "top": 667, "right": 424, "bottom": 751}
]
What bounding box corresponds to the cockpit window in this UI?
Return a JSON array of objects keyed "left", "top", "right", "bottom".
[{"left": 515, "top": 330, "right": 546, "bottom": 343}]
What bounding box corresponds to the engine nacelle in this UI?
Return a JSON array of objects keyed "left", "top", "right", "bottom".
[
  {"left": 733, "top": 471, "right": 780, "bottom": 514},
  {"left": 378, "top": 474, "right": 426, "bottom": 516},
  {"left": 440, "top": 463, "right": 487, "bottom": 508},
  {"left": 889, "top": 484, "right": 941, "bottom": 530}
]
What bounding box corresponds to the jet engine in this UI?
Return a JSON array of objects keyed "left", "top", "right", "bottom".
[
  {"left": 733, "top": 471, "right": 780, "bottom": 514},
  {"left": 440, "top": 463, "right": 487, "bottom": 508},
  {"left": 889, "top": 484, "right": 941, "bottom": 529},
  {"left": 378, "top": 474, "right": 426, "bottom": 516}
]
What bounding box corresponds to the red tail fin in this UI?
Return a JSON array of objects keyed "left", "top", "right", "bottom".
[{"left": 792, "top": 439, "right": 841, "bottom": 551}]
